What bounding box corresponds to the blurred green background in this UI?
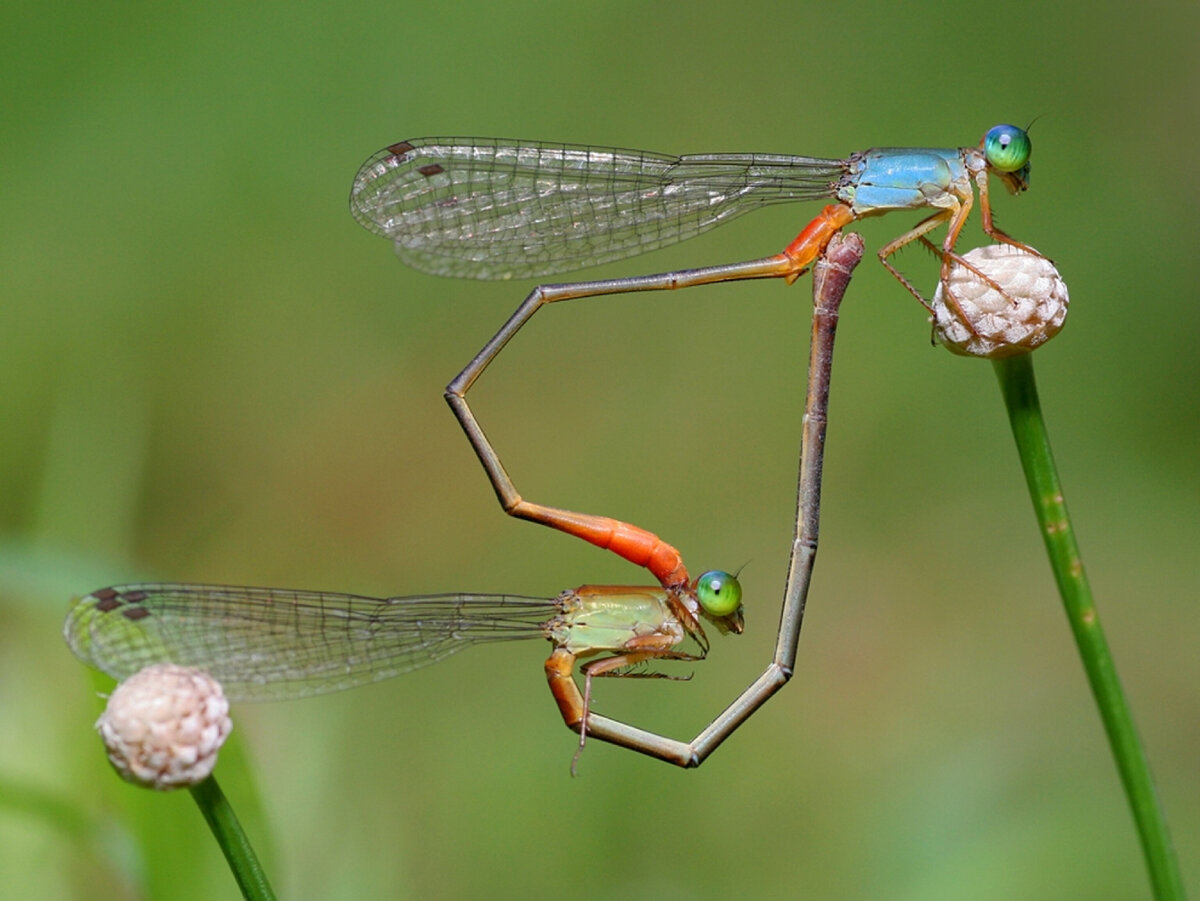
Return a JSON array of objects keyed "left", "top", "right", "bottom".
[{"left": 2, "top": 0, "right": 1196, "bottom": 898}]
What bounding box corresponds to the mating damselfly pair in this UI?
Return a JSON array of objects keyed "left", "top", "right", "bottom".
[{"left": 66, "top": 125, "right": 1042, "bottom": 766}]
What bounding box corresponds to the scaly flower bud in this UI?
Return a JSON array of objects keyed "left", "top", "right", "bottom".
[
  {"left": 95, "top": 664, "right": 232, "bottom": 790},
  {"left": 932, "top": 245, "right": 1068, "bottom": 358}
]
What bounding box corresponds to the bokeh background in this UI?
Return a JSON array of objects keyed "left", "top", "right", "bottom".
[{"left": 2, "top": 1, "right": 1196, "bottom": 898}]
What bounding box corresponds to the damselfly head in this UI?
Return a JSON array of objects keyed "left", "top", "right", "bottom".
[
  {"left": 695, "top": 570, "right": 744, "bottom": 634},
  {"left": 983, "top": 124, "right": 1032, "bottom": 194}
]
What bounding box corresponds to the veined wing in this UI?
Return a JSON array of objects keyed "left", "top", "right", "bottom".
[
  {"left": 64, "top": 584, "right": 557, "bottom": 702},
  {"left": 350, "top": 137, "right": 847, "bottom": 280}
]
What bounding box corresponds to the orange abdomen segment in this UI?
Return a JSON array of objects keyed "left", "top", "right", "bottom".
[
  {"left": 514, "top": 502, "right": 689, "bottom": 589},
  {"left": 782, "top": 204, "right": 857, "bottom": 278}
]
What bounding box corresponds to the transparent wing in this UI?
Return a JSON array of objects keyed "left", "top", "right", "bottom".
[
  {"left": 350, "top": 137, "right": 848, "bottom": 279},
  {"left": 64, "top": 584, "right": 558, "bottom": 702}
]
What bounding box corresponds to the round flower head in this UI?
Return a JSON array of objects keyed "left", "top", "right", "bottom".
[
  {"left": 932, "top": 245, "right": 1068, "bottom": 358},
  {"left": 95, "top": 664, "right": 232, "bottom": 790}
]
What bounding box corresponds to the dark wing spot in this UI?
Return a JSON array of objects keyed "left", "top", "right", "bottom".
[{"left": 92, "top": 587, "right": 122, "bottom": 611}]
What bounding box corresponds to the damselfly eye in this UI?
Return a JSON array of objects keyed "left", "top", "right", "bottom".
[
  {"left": 984, "top": 124, "right": 1032, "bottom": 173},
  {"left": 695, "top": 570, "right": 742, "bottom": 617}
]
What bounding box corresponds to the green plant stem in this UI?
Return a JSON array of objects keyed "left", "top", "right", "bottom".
[
  {"left": 189, "top": 776, "right": 277, "bottom": 901},
  {"left": 993, "top": 353, "right": 1184, "bottom": 901}
]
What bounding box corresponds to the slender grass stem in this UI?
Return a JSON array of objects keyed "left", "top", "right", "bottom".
[
  {"left": 994, "top": 353, "right": 1185, "bottom": 900},
  {"left": 189, "top": 776, "right": 277, "bottom": 901}
]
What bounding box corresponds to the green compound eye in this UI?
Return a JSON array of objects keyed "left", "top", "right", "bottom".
[
  {"left": 696, "top": 570, "right": 743, "bottom": 618},
  {"left": 984, "top": 124, "right": 1032, "bottom": 173}
]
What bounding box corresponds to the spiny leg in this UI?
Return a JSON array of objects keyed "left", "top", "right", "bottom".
[
  {"left": 918, "top": 169, "right": 1047, "bottom": 309},
  {"left": 918, "top": 235, "right": 1015, "bottom": 299},
  {"left": 974, "top": 166, "right": 1049, "bottom": 260},
  {"left": 911, "top": 166, "right": 1054, "bottom": 321},
  {"left": 880, "top": 202, "right": 1007, "bottom": 337},
  {"left": 551, "top": 645, "right": 708, "bottom": 773},
  {"left": 877, "top": 207, "right": 957, "bottom": 313}
]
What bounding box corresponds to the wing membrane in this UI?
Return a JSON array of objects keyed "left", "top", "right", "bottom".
[
  {"left": 64, "top": 584, "right": 557, "bottom": 701},
  {"left": 350, "top": 137, "right": 846, "bottom": 279}
]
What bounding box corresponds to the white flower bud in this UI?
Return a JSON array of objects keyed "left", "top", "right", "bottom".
[
  {"left": 95, "top": 664, "right": 232, "bottom": 790},
  {"left": 932, "top": 244, "right": 1068, "bottom": 358}
]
